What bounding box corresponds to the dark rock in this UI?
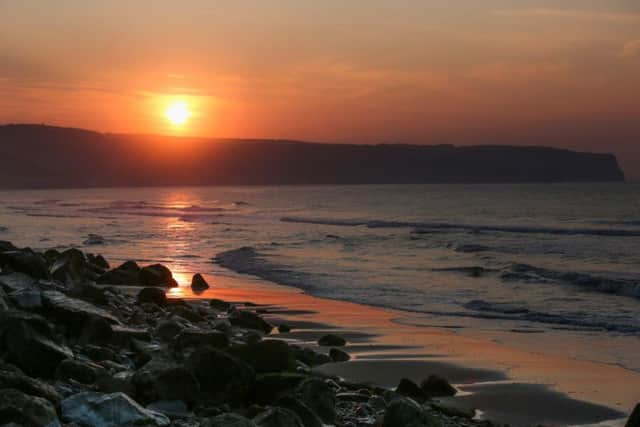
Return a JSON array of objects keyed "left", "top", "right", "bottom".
[
  {"left": 0, "top": 249, "right": 49, "bottom": 278},
  {"left": 170, "top": 305, "right": 205, "bottom": 323},
  {"left": 276, "top": 395, "right": 324, "bottom": 427},
  {"left": 133, "top": 363, "right": 200, "bottom": 405},
  {"left": 140, "top": 264, "right": 178, "bottom": 288},
  {"left": 396, "top": 378, "right": 425, "bottom": 401},
  {"left": 97, "top": 260, "right": 140, "bottom": 286},
  {"left": 171, "top": 330, "right": 229, "bottom": 353},
  {"left": 190, "top": 273, "right": 209, "bottom": 292},
  {"left": 49, "top": 248, "right": 86, "bottom": 284},
  {"left": 0, "top": 272, "right": 37, "bottom": 293},
  {"left": 290, "top": 346, "right": 331, "bottom": 367},
  {"left": 209, "top": 298, "right": 231, "bottom": 311},
  {"left": 87, "top": 253, "right": 110, "bottom": 270},
  {"left": 95, "top": 372, "right": 137, "bottom": 397},
  {"left": 70, "top": 282, "right": 109, "bottom": 306},
  {"left": 56, "top": 359, "right": 108, "bottom": 384},
  {"left": 455, "top": 244, "right": 491, "bottom": 253},
  {"left": 430, "top": 401, "right": 475, "bottom": 419},
  {"left": 229, "top": 310, "right": 272, "bottom": 334},
  {"left": 336, "top": 392, "right": 369, "bottom": 403},
  {"left": 382, "top": 397, "right": 440, "bottom": 427},
  {"left": 317, "top": 334, "right": 346, "bottom": 347},
  {"left": 277, "top": 324, "right": 291, "bottom": 333},
  {"left": 0, "top": 287, "right": 9, "bottom": 310},
  {"left": 420, "top": 375, "right": 456, "bottom": 398},
  {"left": 111, "top": 326, "right": 151, "bottom": 345},
  {"left": 78, "top": 316, "right": 114, "bottom": 345},
  {"left": 9, "top": 288, "right": 42, "bottom": 309},
  {"left": 186, "top": 346, "right": 255, "bottom": 403},
  {"left": 251, "top": 373, "right": 307, "bottom": 405},
  {"left": 329, "top": 348, "right": 350, "bottom": 362},
  {"left": 626, "top": 404, "right": 640, "bottom": 427},
  {"left": 83, "top": 345, "right": 118, "bottom": 362},
  {"left": 0, "top": 388, "right": 60, "bottom": 427},
  {"left": 61, "top": 391, "right": 170, "bottom": 426},
  {"left": 0, "top": 310, "right": 73, "bottom": 378},
  {"left": 137, "top": 287, "right": 167, "bottom": 307},
  {"left": 146, "top": 400, "right": 192, "bottom": 419},
  {"left": 155, "top": 319, "right": 186, "bottom": 341},
  {"left": 0, "top": 362, "right": 61, "bottom": 404},
  {"left": 41, "top": 290, "right": 120, "bottom": 326},
  {"left": 205, "top": 413, "right": 257, "bottom": 427},
  {"left": 84, "top": 234, "right": 105, "bottom": 245},
  {"left": 253, "top": 407, "right": 304, "bottom": 427},
  {"left": 297, "top": 378, "right": 336, "bottom": 424},
  {"left": 228, "top": 340, "right": 296, "bottom": 374}
]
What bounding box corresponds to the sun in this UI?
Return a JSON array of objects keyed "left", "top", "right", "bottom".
[{"left": 165, "top": 101, "right": 191, "bottom": 126}]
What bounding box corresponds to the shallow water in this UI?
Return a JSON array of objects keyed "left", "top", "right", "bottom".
[{"left": 1, "top": 184, "right": 639, "bottom": 372}]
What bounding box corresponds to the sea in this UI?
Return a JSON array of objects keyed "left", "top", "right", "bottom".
[{"left": 1, "top": 184, "right": 639, "bottom": 371}]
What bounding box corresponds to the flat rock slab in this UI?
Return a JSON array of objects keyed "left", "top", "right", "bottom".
[
  {"left": 0, "top": 272, "right": 37, "bottom": 293},
  {"left": 42, "top": 290, "right": 121, "bottom": 325}
]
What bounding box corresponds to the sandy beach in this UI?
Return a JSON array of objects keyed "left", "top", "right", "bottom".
[{"left": 174, "top": 270, "right": 639, "bottom": 426}]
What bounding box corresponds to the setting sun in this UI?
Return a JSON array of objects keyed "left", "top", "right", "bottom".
[{"left": 165, "top": 101, "right": 190, "bottom": 126}]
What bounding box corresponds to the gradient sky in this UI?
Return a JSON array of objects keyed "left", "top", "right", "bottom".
[{"left": 1, "top": 1, "right": 639, "bottom": 177}]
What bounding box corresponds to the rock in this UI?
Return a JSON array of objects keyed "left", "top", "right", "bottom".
[
  {"left": 297, "top": 378, "right": 336, "bottom": 424},
  {"left": 0, "top": 388, "right": 60, "bottom": 427},
  {"left": 170, "top": 305, "right": 205, "bottom": 323},
  {"left": 49, "top": 248, "right": 86, "bottom": 284},
  {"left": 0, "top": 272, "right": 37, "bottom": 293},
  {"left": 95, "top": 372, "right": 136, "bottom": 397},
  {"left": 78, "top": 316, "right": 115, "bottom": 345},
  {"left": 209, "top": 298, "right": 231, "bottom": 311},
  {"left": 155, "top": 319, "right": 186, "bottom": 341},
  {"left": 277, "top": 324, "right": 291, "bottom": 333},
  {"left": 97, "top": 260, "right": 141, "bottom": 286},
  {"left": 82, "top": 345, "right": 118, "bottom": 362},
  {"left": 71, "top": 282, "right": 109, "bottom": 305},
  {"left": 329, "top": 348, "right": 350, "bottom": 362},
  {"left": 336, "top": 392, "right": 370, "bottom": 403},
  {"left": 61, "top": 391, "right": 170, "bottom": 427},
  {"left": 186, "top": 346, "right": 255, "bottom": 403},
  {"left": 251, "top": 373, "right": 307, "bottom": 405},
  {"left": 0, "top": 310, "right": 73, "bottom": 378},
  {"left": 41, "top": 290, "right": 120, "bottom": 326},
  {"left": 171, "top": 330, "right": 229, "bottom": 353},
  {"left": 253, "top": 407, "right": 304, "bottom": 427},
  {"left": 430, "top": 402, "right": 475, "bottom": 419},
  {"left": 0, "top": 287, "right": 9, "bottom": 310},
  {"left": 9, "top": 288, "right": 43, "bottom": 309},
  {"left": 228, "top": 340, "right": 296, "bottom": 373},
  {"left": 420, "top": 375, "right": 456, "bottom": 398},
  {"left": 317, "top": 334, "right": 346, "bottom": 347},
  {"left": 56, "top": 359, "right": 108, "bottom": 384},
  {"left": 396, "top": 378, "right": 425, "bottom": 401},
  {"left": 229, "top": 310, "right": 272, "bottom": 334},
  {"left": 205, "top": 413, "right": 257, "bottom": 427},
  {"left": 140, "top": 264, "right": 178, "bottom": 288},
  {"left": 146, "top": 400, "right": 192, "bottom": 419},
  {"left": 137, "top": 287, "right": 167, "bottom": 307},
  {"left": 0, "top": 363, "right": 61, "bottom": 404},
  {"left": 291, "top": 346, "right": 331, "bottom": 367},
  {"left": 84, "top": 234, "right": 105, "bottom": 245},
  {"left": 190, "top": 273, "right": 209, "bottom": 292},
  {"left": 133, "top": 363, "right": 200, "bottom": 405},
  {"left": 276, "top": 395, "right": 324, "bottom": 427},
  {"left": 87, "top": 253, "right": 110, "bottom": 270},
  {"left": 626, "top": 404, "right": 640, "bottom": 427},
  {"left": 0, "top": 249, "right": 49, "bottom": 278},
  {"left": 382, "top": 397, "right": 441, "bottom": 427}
]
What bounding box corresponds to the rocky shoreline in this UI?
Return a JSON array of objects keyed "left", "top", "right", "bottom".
[{"left": 0, "top": 240, "right": 638, "bottom": 427}]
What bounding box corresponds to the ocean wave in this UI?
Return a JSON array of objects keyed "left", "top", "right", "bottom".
[{"left": 280, "top": 216, "right": 640, "bottom": 237}]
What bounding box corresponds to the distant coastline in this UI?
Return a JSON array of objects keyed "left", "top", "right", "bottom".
[{"left": 0, "top": 124, "right": 625, "bottom": 189}]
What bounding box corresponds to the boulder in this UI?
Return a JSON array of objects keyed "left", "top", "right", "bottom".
[
  {"left": 0, "top": 310, "right": 73, "bottom": 378},
  {"left": 61, "top": 391, "right": 170, "bottom": 427},
  {"left": 228, "top": 340, "right": 296, "bottom": 373},
  {"left": 251, "top": 373, "right": 307, "bottom": 405},
  {"left": 137, "top": 287, "right": 167, "bottom": 307},
  {"left": 291, "top": 346, "right": 331, "bottom": 367},
  {"left": 41, "top": 290, "right": 120, "bottom": 327},
  {"left": 317, "top": 334, "right": 346, "bottom": 347},
  {"left": 9, "top": 287, "right": 43, "bottom": 309},
  {"left": 382, "top": 397, "right": 441, "bottom": 427},
  {"left": 430, "top": 401, "right": 475, "bottom": 419},
  {"left": 70, "top": 282, "right": 109, "bottom": 305},
  {"left": 78, "top": 316, "right": 115, "bottom": 345},
  {"left": 420, "top": 375, "right": 456, "bottom": 398},
  {"left": 88, "top": 253, "right": 110, "bottom": 270},
  {"left": 277, "top": 324, "right": 291, "bottom": 333},
  {"left": 0, "top": 272, "right": 37, "bottom": 293},
  {"left": 95, "top": 372, "right": 137, "bottom": 398},
  {"left": 186, "top": 346, "right": 255, "bottom": 403},
  {"left": 276, "top": 395, "right": 324, "bottom": 427},
  {"left": 56, "top": 359, "right": 108, "bottom": 384},
  {"left": 97, "top": 260, "right": 141, "bottom": 286},
  {"left": 329, "top": 348, "right": 350, "bottom": 362},
  {"left": 190, "top": 273, "right": 209, "bottom": 292},
  {"left": 296, "top": 378, "right": 336, "bottom": 424},
  {"left": 133, "top": 363, "right": 200, "bottom": 405},
  {"left": 170, "top": 305, "right": 205, "bottom": 323},
  {"left": 0, "top": 388, "right": 60, "bottom": 427},
  {"left": 49, "top": 248, "right": 87, "bottom": 284},
  {"left": 396, "top": 378, "right": 425, "bottom": 401},
  {"left": 253, "top": 407, "right": 304, "bottom": 427},
  {"left": 146, "top": 400, "right": 192, "bottom": 419},
  {"left": 140, "top": 264, "right": 178, "bottom": 288},
  {"left": 155, "top": 319, "right": 186, "bottom": 341},
  {"left": 229, "top": 310, "right": 272, "bottom": 334},
  {"left": 209, "top": 298, "right": 231, "bottom": 311},
  {"left": 0, "top": 363, "right": 61, "bottom": 404},
  {"left": 171, "top": 330, "right": 229, "bottom": 353},
  {"left": 0, "top": 249, "right": 49, "bottom": 278},
  {"left": 0, "top": 287, "right": 9, "bottom": 310},
  {"left": 626, "top": 404, "right": 640, "bottom": 427},
  {"left": 205, "top": 413, "right": 257, "bottom": 427}
]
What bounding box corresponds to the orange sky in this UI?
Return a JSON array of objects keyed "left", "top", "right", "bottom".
[{"left": 1, "top": 1, "right": 639, "bottom": 176}]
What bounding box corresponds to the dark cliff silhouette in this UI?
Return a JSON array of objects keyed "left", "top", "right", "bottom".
[{"left": 0, "top": 124, "right": 625, "bottom": 189}]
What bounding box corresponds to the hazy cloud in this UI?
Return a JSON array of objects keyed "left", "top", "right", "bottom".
[
  {"left": 493, "top": 8, "right": 640, "bottom": 22},
  {"left": 620, "top": 40, "right": 640, "bottom": 58}
]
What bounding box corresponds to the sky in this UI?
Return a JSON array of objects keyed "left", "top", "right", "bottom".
[{"left": 1, "top": 1, "right": 639, "bottom": 177}]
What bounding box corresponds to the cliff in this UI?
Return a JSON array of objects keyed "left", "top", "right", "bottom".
[{"left": 0, "top": 124, "right": 625, "bottom": 188}]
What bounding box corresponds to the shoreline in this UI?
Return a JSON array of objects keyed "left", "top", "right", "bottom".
[{"left": 181, "top": 270, "right": 638, "bottom": 425}]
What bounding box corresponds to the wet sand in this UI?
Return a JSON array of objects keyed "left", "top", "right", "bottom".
[{"left": 169, "top": 272, "right": 638, "bottom": 426}]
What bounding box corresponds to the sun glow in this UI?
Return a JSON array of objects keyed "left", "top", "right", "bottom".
[{"left": 165, "top": 101, "right": 191, "bottom": 126}]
